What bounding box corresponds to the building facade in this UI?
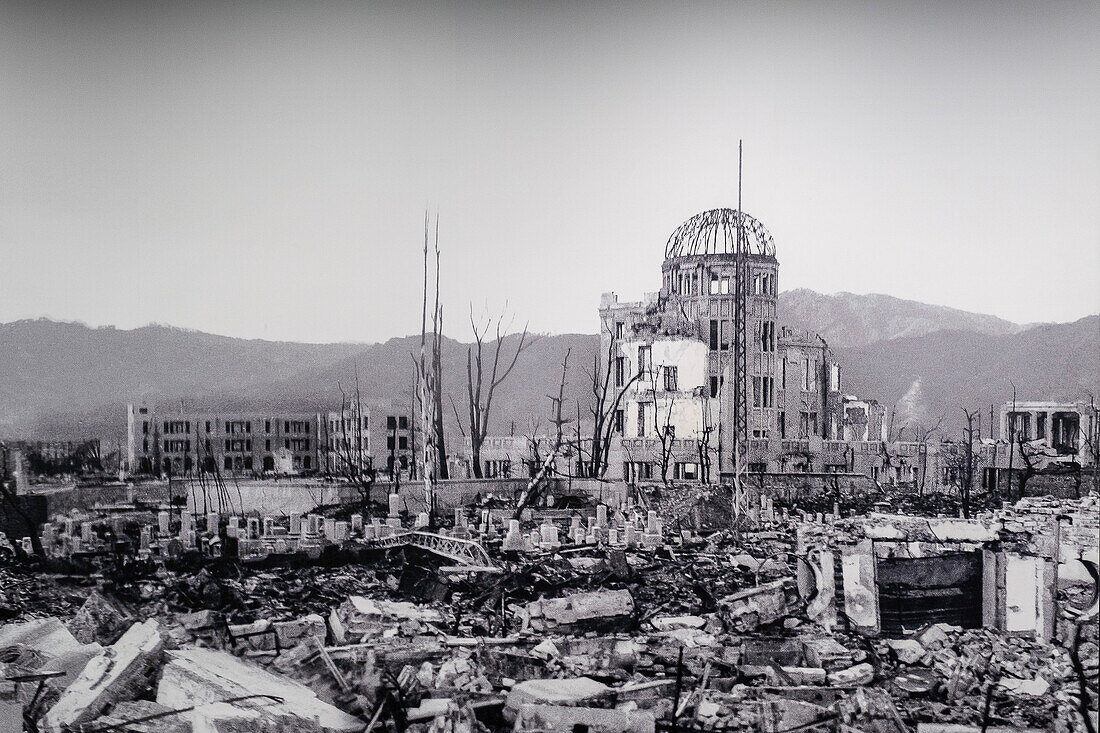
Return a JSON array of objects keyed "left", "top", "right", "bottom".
[
  {"left": 598, "top": 209, "right": 845, "bottom": 481},
  {"left": 126, "top": 404, "right": 322, "bottom": 476},
  {"left": 993, "top": 400, "right": 1098, "bottom": 486},
  {"left": 322, "top": 403, "right": 372, "bottom": 477}
]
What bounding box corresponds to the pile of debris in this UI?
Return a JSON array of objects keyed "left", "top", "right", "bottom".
[{"left": 0, "top": 491, "right": 1096, "bottom": 733}]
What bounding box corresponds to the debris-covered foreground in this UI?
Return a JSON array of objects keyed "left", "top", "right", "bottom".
[{"left": 1, "top": 492, "right": 1097, "bottom": 733}]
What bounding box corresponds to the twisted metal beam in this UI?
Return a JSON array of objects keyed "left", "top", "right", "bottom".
[{"left": 369, "top": 530, "right": 495, "bottom": 568}]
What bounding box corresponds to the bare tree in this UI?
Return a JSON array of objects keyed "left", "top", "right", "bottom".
[
  {"left": 465, "top": 307, "right": 533, "bottom": 478},
  {"left": 1082, "top": 393, "right": 1099, "bottom": 496},
  {"left": 514, "top": 348, "right": 571, "bottom": 517},
  {"left": 428, "top": 218, "right": 449, "bottom": 480},
  {"left": 647, "top": 361, "right": 677, "bottom": 485},
  {"left": 695, "top": 387, "right": 716, "bottom": 484},
  {"left": 333, "top": 372, "right": 376, "bottom": 516},
  {"left": 1016, "top": 432, "right": 1040, "bottom": 498},
  {"left": 943, "top": 408, "right": 983, "bottom": 518},
  {"left": 584, "top": 328, "right": 643, "bottom": 478},
  {"left": 413, "top": 212, "right": 448, "bottom": 518},
  {"left": 522, "top": 418, "right": 544, "bottom": 479},
  {"left": 908, "top": 411, "right": 945, "bottom": 495}
]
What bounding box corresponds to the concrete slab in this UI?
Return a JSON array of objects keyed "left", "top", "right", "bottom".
[
  {"left": 43, "top": 620, "right": 165, "bottom": 733},
  {"left": 524, "top": 590, "right": 635, "bottom": 633},
  {"left": 504, "top": 677, "right": 612, "bottom": 720},
  {"left": 156, "top": 647, "right": 362, "bottom": 732},
  {"left": 515, "top": 704, "right": 655, "bottom": 733}
]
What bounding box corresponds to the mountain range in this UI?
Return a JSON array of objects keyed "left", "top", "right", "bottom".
[{"left": 1, "top": 291, "right": 1096, "bottom": 445}]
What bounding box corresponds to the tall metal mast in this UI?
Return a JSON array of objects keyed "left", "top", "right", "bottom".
[{"left": 732, "top": 141, "right": 749, "bottom": 476}]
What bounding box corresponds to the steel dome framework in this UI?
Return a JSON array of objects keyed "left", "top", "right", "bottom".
[{"left": 663, "top": 208, "right": 775, "bottom": 261}]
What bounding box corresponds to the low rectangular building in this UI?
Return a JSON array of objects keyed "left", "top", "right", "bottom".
[{"left": 126, "top": 404, "right": 322, "bottom": 477}]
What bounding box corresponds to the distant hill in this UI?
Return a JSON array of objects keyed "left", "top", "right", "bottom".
[
  {"left": 836, "top": 315, "right": 1100, "bottom": 436},
  {"left": 0, "top": 319, "right": 365, "bottom": 439},
  {"left": 779, "top": 289, "right": 1026, "bottom": 348},
  {"left": 0, "top": 319, "right": 599, "bottom": 445},
  {"left": 1, "top": 298, "right": 1096, "bottom": 444}
]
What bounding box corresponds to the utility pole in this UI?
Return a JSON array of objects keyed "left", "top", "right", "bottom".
[
  {"left": 731, "top": 140, "right": 749, "bottom": 532},
  {"left": 1005, "top": 385, "right": 1017, "bottom": 501}
]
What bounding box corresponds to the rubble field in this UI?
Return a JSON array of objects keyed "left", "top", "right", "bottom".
[{"left": 1, "top": 491, "right": 1097, "bottom": 733}]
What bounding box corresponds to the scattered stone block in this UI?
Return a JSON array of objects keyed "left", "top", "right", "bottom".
[
  {"left": 515, "top": 704, "right": 656, "bottom": 733},
  {"left": 650, "top": 615, "right": 706, "bottom": 631},
  {"left": 770, "top": 667, "right": 827, "bottom": 685},
  {"left": 407, "top": 697, "right": 454, "bottom": 722},
  {"left": 43, "top": 620, "right": 165, "bottom": 733},
  {"left": 523, "top": 589, "right": 635, "bottom": 633},
  {"left": 504, "top": 677, "right": 612, "bottom": 721},
  {"left": 802, "top": 636, "right": 855, "bottom": 671},
  {"left": 330, "top": 596, "right": 444, "bottom": 643},
  {"left": 998, "top": 676, "right": 1050, "bottom": 697},
  {"left": 826, "top": 662, "right": 875, "bottom": 686},
  {"left": 274, "top": 614, "right": 326, "bottom": 648},
  {"left": 885, "top": 638, "right": 925, "bottom": 665},
  {"left": 178, "top": 609, "right": 222, "bottom": 631},
  {"left": 67, "top": 590, "right": 133, "bottom": 645},
  {"left": 717, "top": 579, "right": 799, "bottom": 632}
]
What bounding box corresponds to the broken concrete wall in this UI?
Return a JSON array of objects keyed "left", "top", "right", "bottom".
[
  {"left": 982, "top": 550, "right": 1055, "bottom": 640},
  {"left": 43, "top": 620, "right": 165, "bottom": 732},
  {"left": 840, "top": 540, "right": 880, "bottom": 635},
  {"left": 0, "top": 617, "right": 103, "bottom": 692}
]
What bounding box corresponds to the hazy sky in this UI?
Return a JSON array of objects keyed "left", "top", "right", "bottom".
[{"left": 2, "top": 1, "right": 1097, "bottom": 343}]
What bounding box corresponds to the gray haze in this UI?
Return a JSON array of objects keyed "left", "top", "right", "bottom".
[{"left": 1, "top": 1, "right": 1097, "bottom": 343}]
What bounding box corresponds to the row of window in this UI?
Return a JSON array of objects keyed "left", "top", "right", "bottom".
[
  {"left": 142, "top": 419, "right": 313, "bottom": 436},
  {"left": 664, "top": 268, "right": 777, "bottom": 298},
  {"left": 329, "top": 436, "right": 369, "bottom": 450},
  {"left": 218, "top": 455, "right": 312, "bottom": 471},
  {"left": 141, "top": 437, "right": 313, "bottom": 454},
  {"left": 330, "top": 417, "right": 369, "bottom": 433},
  {"left": 612, "top": 348, "right": 679, "bottom": 390},
  {"left": 152, "top": 453, "right": 316, "bottom": 474},
  {"left": 752, "top": 376, "right": 776, "bottom": 408},
  {"left": 622, "top": 461, "right": 699, "bottom": 482},
  {"left": 706, "top": 319, "right": 777, "bottom": 353}
]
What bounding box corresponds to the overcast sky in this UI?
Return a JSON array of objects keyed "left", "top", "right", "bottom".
[{"left": 1, "top": 1, "right": 1097, "bottom": 343}]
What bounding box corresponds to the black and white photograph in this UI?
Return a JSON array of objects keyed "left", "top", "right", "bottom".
[{"left": 0, "top": 2, "right": 1097, "bottom": 731}]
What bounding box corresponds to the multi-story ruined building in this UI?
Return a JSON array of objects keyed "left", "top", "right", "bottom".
[
  {"left": 599, "top": 209, "right": 844, "bottom": 481},
  {"left": 999, "top": 400, "right": 1095, "bottom": 457},
  {"left": 992, "top": 400, "right": 1099, "bottom": 492},
  {"left": 126, "top": 404, "right": 322, "bottom": 476}
]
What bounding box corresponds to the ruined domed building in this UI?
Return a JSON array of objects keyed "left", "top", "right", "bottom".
[{"left": 599, "top": 208, "right": 847, "bottom": 483}]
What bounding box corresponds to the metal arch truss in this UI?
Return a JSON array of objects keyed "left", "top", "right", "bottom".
[
  {"left": 663, "top": 208, "right": 776, "bottom": 260},
  {"left": 369, "top": 530, "right": 496, "bottom": 568}
]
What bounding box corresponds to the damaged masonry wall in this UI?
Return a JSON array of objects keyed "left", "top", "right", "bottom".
[{"left": 796, "top": 495, "right": 1100, "bottom": 640}]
